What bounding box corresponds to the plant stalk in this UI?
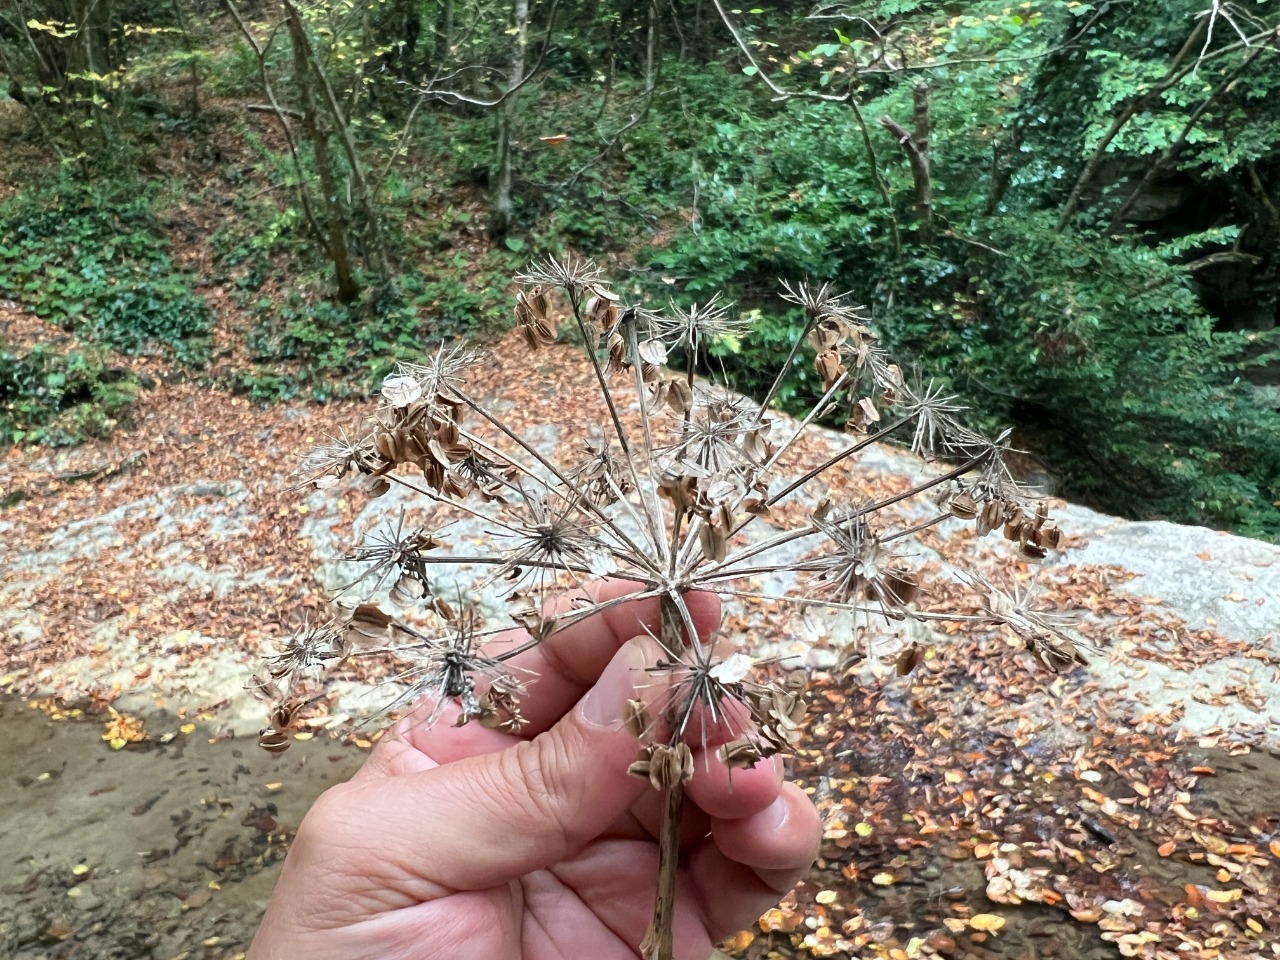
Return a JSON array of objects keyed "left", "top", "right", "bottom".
[
  {"left": 642, "top": 779, "right": 685, "bottom": 960},
  {"left": 642, "top": 591, "right": 689, "bottom": 960}
]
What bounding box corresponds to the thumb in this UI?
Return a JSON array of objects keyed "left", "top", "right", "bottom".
[{"left": 314, "top": 636, "right": 661, "bottom": 899}]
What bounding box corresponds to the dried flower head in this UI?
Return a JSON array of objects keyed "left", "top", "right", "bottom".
[{"left": 270, "top": 255, "right": 1082, "bottom": 960}]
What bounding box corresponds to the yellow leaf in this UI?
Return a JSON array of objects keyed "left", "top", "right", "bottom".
[
  {"left": 71, "top": 864, "right": 90, "bottom": 876},
  {"left": 872, "top": 872, "right": 895, "bottom": 886},
  {"left": 854, "top": 821, "right": 873, "bottom": 837},
  {"left": 970, "top": 914, "right": 1007, "bottom": 933},
  {"left": 815, "top": 889, "right": 837, "bottom": 904},
  {"left": 180, "top": 723, "right": 196, "bottom": 735},
  {"left": 722, "top": 930, "right": 754, "bottom": 950},
  {"left": 1205, "top": 889, "right": 1242, "bottom": 903}
]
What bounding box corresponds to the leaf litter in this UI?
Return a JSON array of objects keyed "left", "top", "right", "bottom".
[{"left": 1, "top": 308, "right": 1279, "bottom": 959}]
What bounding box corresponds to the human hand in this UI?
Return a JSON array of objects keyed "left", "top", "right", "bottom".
[{"left": 247, "top": 579, "right": 821, "bottom": 960}]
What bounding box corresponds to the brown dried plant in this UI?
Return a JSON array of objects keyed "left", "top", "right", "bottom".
[{"left": 256, "top": 257, "right": 1084, "bottom": 960}]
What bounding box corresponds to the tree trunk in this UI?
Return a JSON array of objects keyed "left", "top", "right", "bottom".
[
  {"left": 284, "top": 0, "right": 388, "bottom": 283},
  {"left": 285, "top": 5, "right": 360, "bottom": 303},
  {"left": 489, "top": 0, "right": 529, "bottom": 239},
  {"left": 644, "top": 0, "right": 659, "bottom": 103},
  {"left": 439, "top": 0, "right": 454, "bottom": 58}
]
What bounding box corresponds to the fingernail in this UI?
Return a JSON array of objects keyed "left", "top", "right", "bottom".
[
  {"left": 764, "top": 795, "right": 789, "bottom": 829},
  {"left": 579, "top": 639, "right": 650, "bottom": 730}
]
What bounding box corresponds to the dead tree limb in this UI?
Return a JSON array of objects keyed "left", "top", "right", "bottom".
[
  {"left": 222, "top": 1, "right": 330, "bottom": 263},
  {"left": 879, "top": 83, "right": 933, "bottom": 244}
]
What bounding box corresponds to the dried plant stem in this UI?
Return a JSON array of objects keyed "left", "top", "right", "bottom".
[
  {"left": 643, "top": 591, "right": 689, "bottom": 960},
  {"left": 765, "top": 412, "right": 915, "bottom": 508},
  {"left": 752, "top": 315, "right": 817, "bottom": 429},
  {"left": 758, "top": 369, "right": 850, "bottom": 474},
  {"left": 642, "top": 780, "right": 685, "bottom": 960},
  {"left": 618, "top": 315, "right": 673, "bottom": 565},
  {"left": 881, "top": 512, "right": 950, "bottom": 543}
]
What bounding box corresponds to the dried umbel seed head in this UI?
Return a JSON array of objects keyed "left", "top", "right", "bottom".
[
  {"left": 807, "top": 504, "right": 919, "bottom": 613},
  {"left": 278, "top": 254, "right": 1086, "bottom": 960},
  {"left": 248, "top": 674, "right": 321, "bottom": 755}
]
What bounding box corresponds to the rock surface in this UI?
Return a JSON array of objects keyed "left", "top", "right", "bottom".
[{"left": 3, "top": 361, "right": 1277, "bottom": 746}]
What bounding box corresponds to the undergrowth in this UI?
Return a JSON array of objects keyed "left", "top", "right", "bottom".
[
  {"left": 0, "top": 182, "right": 213, "bottom": 363},
  {"left": 0, "top": 340, "right": 138, "bottom": 446}
]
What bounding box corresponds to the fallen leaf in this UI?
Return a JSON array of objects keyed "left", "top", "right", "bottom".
[{"left": 970, "top": 914, "right": 1006, "bottom": 933}]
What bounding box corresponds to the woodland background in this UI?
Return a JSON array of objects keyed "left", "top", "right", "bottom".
[{"left": 2, "top": 0, "right": 1280, "bottom": 532}]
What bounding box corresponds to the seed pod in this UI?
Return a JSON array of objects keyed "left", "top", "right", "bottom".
[
  {"left": 515, "top": 287, "right": 557, "bottom": 349},
  {"left": 699, "top": 522, "right": 729, "bottom": 563},
  {"left": 850, "top": 396, "right": 880, "bottom": 430},
  {"left": 1039, "top": 523, "right": 1065, "bottom": 551},
  {"left": 623, "top": 698, "right": 653, "bottom": 739},
  {"left": 977, "top": 500, "right": 1004, "bottom": 537},
  {"left": 606, "top": 331, "right": 628, "bottom": 373},
  {"left": 718, "top": 738, "right": 764, "bottom": 769},
  {"left": 381, "top": 375, "right": 423, "bottom": 408},
  {"left": 258, "top": 728, "right": 292, "bottom": 753},
  {"left": 809, "top": 317, "right": 848, "bottom": 351},
  {"left": 628, "top": 742, "right": 695, "bottom": 791},
  {"left": 815, "top": 350, "right": 845, "bottom": 391},
  {"left": 1004, "top": 511, "right": 1032, "bottom": 544},
  {"left": 666, "top": 377, "right": 694, "bottom": 415},
  {"left": 949, "top": 490, "right": 978, "bottom": 520},
  {"left": 585, "top": 294, "right": 619, "bottom": 332},
  {"left": 895, "top": 643, "right": 924, "bottom": 676},
  {"left": 477, "top": 688, "right": 525, "bottom": 733},
  {"left": 1019, "top": 541, "right": 1047, "bottom": 562}
]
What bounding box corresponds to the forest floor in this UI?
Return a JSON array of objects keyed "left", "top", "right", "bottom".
[{"left": 4, "top": 304, "right": 1280, "bottom": 956}]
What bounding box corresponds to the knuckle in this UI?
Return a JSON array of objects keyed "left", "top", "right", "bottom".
[{"left": 504, "top": 733, "right": 584, "bottom": 844}]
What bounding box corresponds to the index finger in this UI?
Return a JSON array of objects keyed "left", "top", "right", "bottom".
[{"left": 487, "top": 578, "right": 722, "bottom": 734}]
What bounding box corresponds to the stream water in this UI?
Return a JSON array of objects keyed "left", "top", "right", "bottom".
[{"left": 3, "top": 697, "right": 1278, "bottom": 959}]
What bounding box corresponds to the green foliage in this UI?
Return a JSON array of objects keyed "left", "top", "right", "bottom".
[
  {"left": 0, "top": 339, "right": 138, "bottom": 446},
  {"left": 644, "top": 2, "right": 1280, "bottom": 538},
  {"left": 229, "top": 255, "right": 515, "bottom": 402},
  {"left": 0, "top": 183, "right": 213, "bottom": 363},
  {"left": 4, "top": 0, "right": 1279, "bottom": 538}
]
